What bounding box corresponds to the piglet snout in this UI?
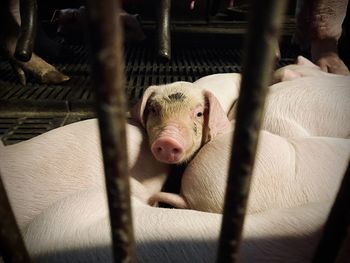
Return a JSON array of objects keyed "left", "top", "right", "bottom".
[{"left": 151, "top": 137, "right": 184, "bottom": 164}]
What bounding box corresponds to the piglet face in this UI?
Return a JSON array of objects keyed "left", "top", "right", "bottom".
[
  {"left": 132, "top": 82, "right": 231, "bottom": 164},
  {"left": 145, "top": 83, "right": 205, "bottom": 164}
]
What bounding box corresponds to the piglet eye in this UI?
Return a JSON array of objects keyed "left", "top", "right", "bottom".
[{"left": 196, "top": 112, "right": 203, "bottom": 117}]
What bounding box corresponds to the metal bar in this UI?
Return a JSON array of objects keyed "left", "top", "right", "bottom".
[
  {"left": 209, "top": 0, "right": 223, "bottom": 16},
  {"left": 0, "top": 172, "right": 32, "bottom": 262},
  {"left": 157, "top": 0, "right": 171, "bottom": 60},
  {"left": 335, "top": 230, "right": 350, "bottom": 263},
  {"left": 217, "top": 1, "right": 289, "bottom": 262},
  {"left": 14, "top": 0, "right": 37, "bottom": 62},
  {"left": 312, "top": 161, "right": 350, "bottom": 263},
  {"left": 85, "top": 0, "right": 135, "bottom": 262}
]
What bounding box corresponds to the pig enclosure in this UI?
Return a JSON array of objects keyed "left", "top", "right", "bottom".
[{"left": 0, "top": 0, "right": 350, "bottom": 262}]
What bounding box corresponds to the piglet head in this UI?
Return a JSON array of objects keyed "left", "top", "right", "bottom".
[{"left": 131, "top": 82, "right": 231, "bottom": 164}]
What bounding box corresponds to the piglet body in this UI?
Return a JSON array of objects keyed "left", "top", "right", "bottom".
[
  {"left": 24, "top": 187, "right": 330, "bottom": 263},
  {"left": 193, "top": 73, "right": 241, "bottom": 115},
  {"left": 268, "top": 57, "right": 350, "bottom": 138},
  {"left": 235, "top": 57, "right": 350, "bottom": 138},
  {"left": 264, "top": 74, "right": 350, "bottom": 138},
  {"left": 272, "top": 55, "right": 331, "bottom": 83},
  {"left": 151, "top": 128, "right": 350, "bottom": 214},
  {"left": 0, "top": 118, "right": 169, "bottom": 230}
]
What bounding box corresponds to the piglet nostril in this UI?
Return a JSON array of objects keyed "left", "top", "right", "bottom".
[
  {"left": 151, "top": 138, "right": 185, "bottom": 164},
  {"left": 172, "top": 147, "right": 181, "bottom": 155},
  {"left": 156, "top": 147, "right": 163, "bottom": 153}
]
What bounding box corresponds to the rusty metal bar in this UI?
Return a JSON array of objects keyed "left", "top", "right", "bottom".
[
  {"left": 217, "top": 0, "right": 289, "bottom": 262},
  {"left": 85, "top": 0, "right": 135, "bottom": 262},
  {"left": 157, "top": 0, "right": 171, "bottom": 60},
  {"left": 312, "top": 161, "right": 350, "bottom": 263},
  {"left": 14, "top": 0, "right": 37, "bottom": 62},
  {"left": 0, "top": 172, "right": 32, "bottom": 262}
]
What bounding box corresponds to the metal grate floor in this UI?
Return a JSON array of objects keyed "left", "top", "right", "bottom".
[
  {"left": 0, "top": 45, "right": 297, "bottom": 105},
  {"left": 0, "top": 116, "right": 64, "bottom": 145},
  {"left": 0, "top": 41, "right": 298, "bottom": 145}
]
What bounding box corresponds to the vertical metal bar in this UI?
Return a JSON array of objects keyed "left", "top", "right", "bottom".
[
  {"left": 312, "top": 162, "right": 350, "bottom": 263},
  {"left": 335, "top": 230, "right": 350, "bottom": 263},
  {"left": 14, "top": 0, "right": 37, "bottom": 62},
  {"left": 217, "top": 1, "right": 288, "bottom": 262},
  {"left": 157, "top": 0, "right": 171, "bottom": 60},
  {"left": 208, "top": 0, "right": 223, "bottom": 16},
  {"left": 0, "top": 172, "right": 32, "bottom": 262},
  {"left": 85, "top": 1, "right": 135, "bottom": 262}
]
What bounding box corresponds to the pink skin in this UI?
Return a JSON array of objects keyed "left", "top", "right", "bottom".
[
  {"left": 272, "top": 55, "right": 330, "bottom": 83},
  {"left": 149, "top": 130, "right": 350, "bottom": 214},
  {"left": 189, "top": 0, "right": 196, "bottom": 10},
  {"left": 149, "top": 105, "right": 205, "bottom": 164},
  {"left": 151, "top": 124, "right": 188, "bottom": 163},
  {"left": 150, "top": 104, "right": 205, "bottom": 163},
  {"left": 0, "top": 119, "right": 170, "bottom": 230}
]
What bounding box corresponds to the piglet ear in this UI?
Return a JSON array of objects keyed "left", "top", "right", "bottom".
[
  {"left": 130, "top": 86, "right": 157, "bottom": 127},
  {"left": 296, "top": 56, "right": 318, "bottom": 68},
  {"left": 203, "top": 91, "right": 231, "bottom": 142}
]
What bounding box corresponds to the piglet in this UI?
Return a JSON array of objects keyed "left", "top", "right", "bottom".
[
  {"left": 0, "top": 118, "right": 169, "bottom": 230},
  {"left": 272, "top": 55, "right": 331, "bottom": 83},
  {"left": 150, "top": 127, "right": 350, "bottom": 214},
  {"left": 131, "top": 81, "right": 231, "bottom": 164},
  {"left": 264, "top": 58, "right": 350, "bottom": 138},
  {"left": 24, "top": 187, "right": 331, "bottom": 263}
]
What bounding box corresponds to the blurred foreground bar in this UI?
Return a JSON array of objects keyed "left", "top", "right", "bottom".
[
  {"left": 217, "top": 0, "right": 289, "bottom": 262},
  {"left": 313, "top": 162, "right": 350, "bottom": 263},
  {"left": 85, "top": 0, "right": 135, "bottom": 262},
  {"left": 0, "top": 172, "right": 32, "bottom": 262}
]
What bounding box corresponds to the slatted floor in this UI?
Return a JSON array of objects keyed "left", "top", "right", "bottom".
[{"left": 0, "top": 41, "right": 298, "bottom": 145}]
